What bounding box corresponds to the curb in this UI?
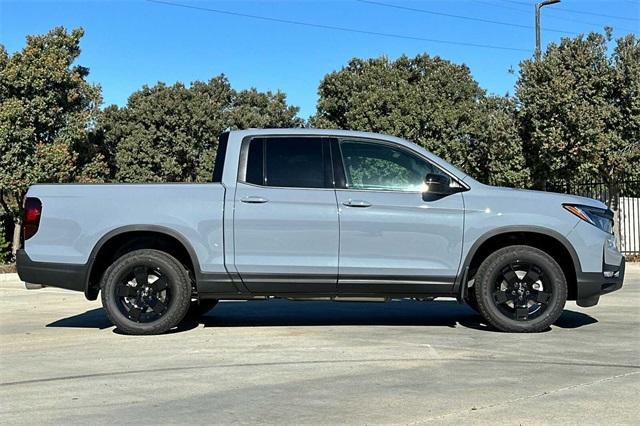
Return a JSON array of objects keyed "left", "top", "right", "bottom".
[{"left": 0, "top": 273, "right": 20, "bottom": 282}]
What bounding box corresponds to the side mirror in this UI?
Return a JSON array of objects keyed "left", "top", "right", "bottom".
[{"left": 424, "top": 173, "right": 452, "bottom": 195}]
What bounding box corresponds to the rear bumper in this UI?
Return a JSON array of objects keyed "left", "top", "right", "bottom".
[
  {"left": 16, "top": 250, "right": 87, "bottom": 293},
  {"left": 575, "top": 257, "right": 625, "bottom": 307}
]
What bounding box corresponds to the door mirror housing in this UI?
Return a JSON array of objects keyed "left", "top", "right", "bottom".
[{"left": 424, "top": 173, "right": 452, "bottom": 195}]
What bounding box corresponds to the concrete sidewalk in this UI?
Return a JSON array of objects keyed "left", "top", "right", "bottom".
[
  {"left": 0, "top": 273, "right": 18, "bottom": 283},
  {"left": 1, "top": 265, "right": 639, "bottom": 424}
]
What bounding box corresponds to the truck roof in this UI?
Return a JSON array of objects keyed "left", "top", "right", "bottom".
[{"left": 228, "top": 128, "right": 406, "bottom": 142}]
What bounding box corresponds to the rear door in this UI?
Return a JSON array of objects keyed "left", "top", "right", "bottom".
[
  {"left": 233, "top": 136, "right": 339, "bottom": 294},
  {"left": 333, "top": 138, "right": 465, "bottom": 295}
]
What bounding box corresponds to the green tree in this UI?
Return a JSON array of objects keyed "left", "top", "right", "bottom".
[
  {"left": 472, "top": 96, "right": 530, "bottom": 187},
  {"left": 312, "top": 54, "right": 530, "bottom": 187},
  {"left": 612, "top": 34, "right": 640, "bottom": 181},
  {"left": 516, "top": 30, "right": 640, "bottom": 188},
  {"left": 0, "top": 27, "right": 106, "bottom": 255},
  {"left": 229, "top": 88, "right": 304, "bottom": 130},
  {"left": 97, "top": 76, "right": 302, "bottom": 183}
]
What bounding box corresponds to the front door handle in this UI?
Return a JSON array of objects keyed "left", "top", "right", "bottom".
[
  {"left": 342, "top": 200, "right": 371, "bottom": 208},
  {"left": 241, "top": 196, "right": 269, "bottom": 204}
]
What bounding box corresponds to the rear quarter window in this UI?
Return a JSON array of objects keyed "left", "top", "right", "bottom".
[{"left": 212, "top": 132, "right": 229, "bottom": 183}]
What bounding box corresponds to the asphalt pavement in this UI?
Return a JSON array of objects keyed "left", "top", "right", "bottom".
[{"left": 1, "top": 265, "right": 639, "bottom": 425}]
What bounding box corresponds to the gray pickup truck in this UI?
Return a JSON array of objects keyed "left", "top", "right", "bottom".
[{"left": 17, "top": 129, "right": 625, "bottom": 334}]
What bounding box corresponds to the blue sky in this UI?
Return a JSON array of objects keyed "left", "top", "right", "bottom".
[{"left": 1, "top": 0, "right": 638, "bottom": 118}]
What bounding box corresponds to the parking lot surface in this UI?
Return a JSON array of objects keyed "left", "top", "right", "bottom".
[{"left": 1, "top": 265, "right": 639, "bottom": 425}]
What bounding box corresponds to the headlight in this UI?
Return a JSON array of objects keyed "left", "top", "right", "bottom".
[{"left": 563, "top": 204, "right": 614, "bottom": 234}]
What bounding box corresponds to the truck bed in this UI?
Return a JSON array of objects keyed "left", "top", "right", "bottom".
[{"left": 24, "top": 183, "right": 226, "bottom": 274}]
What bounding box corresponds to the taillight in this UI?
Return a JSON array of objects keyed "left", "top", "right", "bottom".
[{"left": 23, "top": 197, "right": 42, "bottom": 240}]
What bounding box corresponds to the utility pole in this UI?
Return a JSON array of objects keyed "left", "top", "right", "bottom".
[{"left": 535, "top": 0, "right": 561, "bottom": 60}]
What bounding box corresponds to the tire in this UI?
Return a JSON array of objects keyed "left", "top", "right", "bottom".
[
  {"left": 465, "top": 286, "right": 480, "bottom": 314},
  {"left": 100, "top": 249, "right": 192, "bottom": 335},
  {"left": 187, "top": 299, "right": 218, "bottom": 318},
  {"left": 474, "top": 245, "right": 567, "bottom": 333}
]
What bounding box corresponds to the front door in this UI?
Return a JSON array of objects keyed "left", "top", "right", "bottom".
[
  {"left": 334, "top": 139, "right": 465, "bottom": 295},
  {"left": 233, "top": 136, "right": 339, "bottom": 294}
]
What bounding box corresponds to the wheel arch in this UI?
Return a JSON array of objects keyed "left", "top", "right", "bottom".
[
  {"left": 456, "top": 226, "right": 581, "bottom": 302},
  {"left": 84, "top": 225, "right": 202, "bottom": 300}
]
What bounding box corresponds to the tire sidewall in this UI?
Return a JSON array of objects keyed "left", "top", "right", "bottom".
[
  {"left": 101, "top": 250, "right": 191, "bottom": 334},
  {"left": 475, "top": 246, "right": 568, "bottom": 332}
]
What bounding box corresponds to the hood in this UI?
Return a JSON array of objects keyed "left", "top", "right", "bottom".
[{"left": 485, "top": 185, "right": 609, "bottom": 210}]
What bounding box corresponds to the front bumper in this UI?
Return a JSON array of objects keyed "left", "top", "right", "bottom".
[{"left": 575, "top": 257, "right": 625, "bottom": 307}]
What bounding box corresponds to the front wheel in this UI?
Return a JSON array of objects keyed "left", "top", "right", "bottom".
[
  {"left": 101, "top": 249, "right": 192, "bottom": 335},
  {"left": 465, "top": 281, "right": 480, "bottom": 313},
  {"left": 474, "top": 245, "right": 567, "bottom": 333}
]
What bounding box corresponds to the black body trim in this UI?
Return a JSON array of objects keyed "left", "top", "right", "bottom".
[
  {"left": 338, "top": 274, "right": 454, "bottom": 295},
  {"left": 203, "top": 273, "right": 455, "bottom": 297},
  {"left": 574, "top": 258, "right": 625, "bottom": 307},
  {"left": 197, "top": 273, "right": 241, "bottom": 294},
  {"left": 16, "top": 250, "right": 86, "bottom": 292},
  {"left": 238, "top": 272, "right": 336, "bottom": 294}
]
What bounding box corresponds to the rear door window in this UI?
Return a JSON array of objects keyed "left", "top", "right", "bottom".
[{"left": 244, "top": 137, "right": 330, "bottom": 188}]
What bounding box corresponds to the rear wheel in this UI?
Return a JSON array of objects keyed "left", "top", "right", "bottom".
[
  {"left": 474, "top": 245, "right": 567, "bottom": 333},
  {"left": 101, "top": 249, "right": 192, "bottom": 335}
]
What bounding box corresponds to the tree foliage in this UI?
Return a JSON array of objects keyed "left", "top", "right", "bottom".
[
  {"left": 0, "top": 27, "right": 106, "bottom": 254},
  {"left": 516, "top": 30, "right": 640, "bottom": 187},
  {"left": 612, "top": 34, "right": 640, "bottom": 181},
  {"left": 471, "top": 96, "right": 531, "bottom": 187},
  {"left": 0, "top": 27, "right": 106, "bottom": 202},
  {"left": 311, "top": 54, "right": 530, "bottom": 187},
  {"left": 96, "top": 77, "right": 303, "bottom": 183}
]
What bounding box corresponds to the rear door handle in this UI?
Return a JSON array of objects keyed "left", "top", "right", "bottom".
[
  {"left": 241, "top": 196, "right": 269, "bottom": 204},
  {"left": 342, "top": 200, "right": 371, "bottom": 208}
]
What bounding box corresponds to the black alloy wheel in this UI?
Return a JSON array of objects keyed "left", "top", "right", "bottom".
[
  {"left": 101, "top": 249, "right": 192, "bottom": 335},
  {"left": 492, "top": 262, "right": 551, "bottom": 322},
  {"left": 115, "top": 265, "right": 171, "bottom": 323},
  {"left": 474, "top": 245, "right": 567, "bottom": 333}
]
